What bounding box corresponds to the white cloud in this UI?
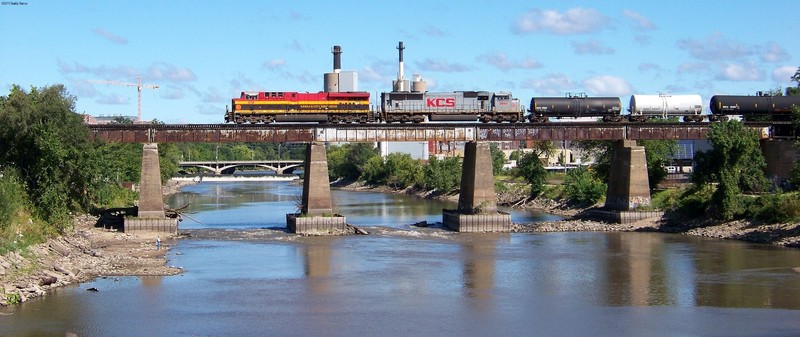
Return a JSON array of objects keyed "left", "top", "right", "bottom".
[
  {"left": 96, "top": 94, "right": 129, "bottom": 105},
  {"left": 677, "top": 62, "right": 708, "bottom": 74},
  {"left": 512, "top": 8, "right": 611, "bottom": 35},
  {"left": 92, "top": 28, "right": 128, "bottom": 44},
  {"left": 201, "top": 87, "right": 226, "bottom": 103},
  {"left": 159, "top": 87, "right": 184, "bottom": 100},
  {"left": 147, "top": 63, "right": 196, "bottom": 82},
  {"left": 415, "top": 58, "right": 470, "bottom": 73},
  {"left": 521, "top": 73, "right": 576, "bottom": 95},
  {"left": 621, "top": 9, "right": 655, "bottom": 30},
  {"left": 571, "top": 40, "right": 614, "bottom": 55},
  {"left": 263, "top": 59, "right": 287, "bottom": 69},
  {"left": 759, "top": 42, "right": 790, "bottom": 63},
  {"left": 583, "top": 75, "right": 632, "bottom": 95},
  {"left": 638, "top": 63, "right": 661, "bottom": 72},
  {"left": 423, "top": 25, "right": 445, "bottom": 37},
  {"left": 715, "top": 62, "right": 763, "bottom": 81},
  {"left": 677, "top": 33, "right": 751, "bottom": 61},
  {"left": 771, "top": 66, "right": 797, "bottom": 83},
  {"left": 357, "top": 65, "right": 387, "bottom": 83},
  {"left": 479, "top": 52, "right": 541, "bottom": 71}
]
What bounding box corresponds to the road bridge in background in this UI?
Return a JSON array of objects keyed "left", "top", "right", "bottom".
[{"left": 179, "top": 160, "right": 303, "bottom": 175}]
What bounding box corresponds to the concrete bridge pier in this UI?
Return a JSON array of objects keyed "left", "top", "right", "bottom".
[
  {"left": 125, "top": 143, "right": 178, "bottom": 234},
  {"left": 287, "top": 142, "right": 346, "bottom": 234},
  {"left": 604, "top": 140, "right": 651, "bottom": 211},
  {"left": 443, "top": 141, "right": 511, "bottom": 232}
]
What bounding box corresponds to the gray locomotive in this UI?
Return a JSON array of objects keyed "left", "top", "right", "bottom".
[{"left": 380, "top": 90, "right": 521, "bottom": 123}]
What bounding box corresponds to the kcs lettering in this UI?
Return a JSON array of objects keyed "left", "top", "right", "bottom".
[{"left": 426, "top": 98, "right": 455, "bottom": 108}]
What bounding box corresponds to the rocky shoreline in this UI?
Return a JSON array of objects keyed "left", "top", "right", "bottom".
[
  {"left": 0, "top": 179, "right": 195, "bottom": 307},
  {"left": 333, "top": 180, "right": 800, "bottom": 247},
  {"left": 0, "top": 215, "right": 182, "bottom": 306}
]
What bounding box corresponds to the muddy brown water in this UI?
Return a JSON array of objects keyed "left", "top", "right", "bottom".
[{"left": 2, "top": 181, "right": 800, "bottom": 336}]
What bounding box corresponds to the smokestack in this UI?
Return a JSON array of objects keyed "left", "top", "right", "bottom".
[
  {"left": 332, "top": 45, "right": 342, "bottom": 73},
  {"left": 397, "top": 41, "right": 405, "bottom": 80}
]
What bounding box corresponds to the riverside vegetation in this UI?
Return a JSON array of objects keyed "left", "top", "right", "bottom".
[{"left": 3, "top": 77, "right": 800, "bottom": 305}]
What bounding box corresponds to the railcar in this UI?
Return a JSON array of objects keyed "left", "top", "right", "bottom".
[
  {"left": 527, "top": 94, "right": 622, "bottom": 123},
  {"left": 225, "top": 91, "right": 371, "bottom": 124},
  {"left": 628, "top": 94, "right": 704, "bottom": 122},
  {"left": 380, "top": 90, "right": 521, "bottom": 123},
  {"left": 710, "top": 94, "right": 800, "bottom": 121}
]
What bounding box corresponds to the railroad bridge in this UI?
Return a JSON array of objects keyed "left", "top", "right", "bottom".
[{"left": 88, "top": 122, "right": 790, "bottom": 234}]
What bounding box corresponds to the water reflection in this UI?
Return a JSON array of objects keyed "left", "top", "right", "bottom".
[
  {"left": 595, "top": 233, "right": 800, "bottom": 309},
  {"left": 302, "top": 237, "right": 333, "bottom": 296},
  {"left": 167, "top": 181, "right": 559, "bottom": 229},
  {"left": 461, "top": 234, "right": 505, "bottom": 311}
]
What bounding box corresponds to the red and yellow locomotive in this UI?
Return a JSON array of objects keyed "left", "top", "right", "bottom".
[{"left": 225, "top": 91, "right": 372, "bottom": 124}]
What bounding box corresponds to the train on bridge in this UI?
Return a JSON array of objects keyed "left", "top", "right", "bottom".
[
  {"left": 224, "top": 42, "right": 800, "bottom": 125},
  {"left": 225, "top": 91, "right": 800, "bottom": 125}
]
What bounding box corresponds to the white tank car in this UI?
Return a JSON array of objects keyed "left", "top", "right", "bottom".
[{"left": 629, "top": 94, "right": 704, "bottom": 122}]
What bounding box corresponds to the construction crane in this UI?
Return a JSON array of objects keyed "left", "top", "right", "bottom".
[{"left": 88, "top": 74, "right": 158, "bottom": 122}]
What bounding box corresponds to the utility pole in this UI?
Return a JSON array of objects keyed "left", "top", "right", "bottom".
[{"left": 88, "top": 74, "right": 158, "bottom": 122}]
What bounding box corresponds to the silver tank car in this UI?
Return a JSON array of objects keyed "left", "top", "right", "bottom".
[
  {"left": 629, "top": 94, "right": 704, "bottom": 122},
  {"left": 528, "top": 94, "right": 622, "bottom": 123},
  {"left": 710, "top": 94, "right": 800, "bottom": 121},
  {"left": 381, "top": 91, "right": 521, "bottom": 123}
]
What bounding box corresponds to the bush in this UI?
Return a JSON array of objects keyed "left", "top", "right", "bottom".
[
  {"left": 675, "top": 186, "right": 712, "bottom": 218},
  {"left": 749, "top": 193, "right": 800, "bottom": 223},
  {"left": 423, "top": 156, "right": 461, "bottom": 192},
  {"left": 650, "top": 189, "right": 683, "bottom": 210},
  {"left": 0, "top": 168, "right": 27, "bottom": 231},
  {"left": 563, "top": 167, "right": 606, "bottom": 205}
]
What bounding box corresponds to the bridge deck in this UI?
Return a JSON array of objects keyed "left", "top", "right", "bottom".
[{"left": 88, "top": 122, "right": 775, "bottom": 143}]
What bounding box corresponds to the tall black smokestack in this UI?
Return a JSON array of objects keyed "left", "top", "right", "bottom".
[
  {"left": 332, "top": 45, "right": 342, "bottom": 73},
  {"left": 397, "top": 41, "right": 405, "bottom": 80}
]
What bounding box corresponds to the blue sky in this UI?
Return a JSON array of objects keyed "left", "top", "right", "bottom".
[{"left": 1, "top": 1, "right": 798, "bottom": 124}]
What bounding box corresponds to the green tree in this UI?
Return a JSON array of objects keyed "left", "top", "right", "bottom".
[
  {"left": 384, "top": 152, "right": 423, "bottom": 188},
  {"left": 563, "top": 166, "right": 606, "bottom": 205},
  {"left": 691, "top": 121, "right": 768, "bottom": 220},
  {"left": 517, "top": 151, "right": 547, "bottom": 197},
  {"left": 788, "top": 67, "right": 800, "bottom": 96},
  {"left": 0, "top": 84, "right": 143, "bottom": 231},
  {"left": 423, "top": 156, "right": 462, "bottom": 192},
  {"left": 0, "top": 85, "right": 94, "bottom": 227},
  {"left": 489, "top": 143, "right": 505, "bottom": 174},
  {"left": 361, "top": 156, "right": 388, "bottom": 185},
  {"left": 327, "top": 143, "right": 379, "bottom": 181}
]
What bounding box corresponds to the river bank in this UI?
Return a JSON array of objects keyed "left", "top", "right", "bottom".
[
  {"left": 332, "top": 180, "right": 800, "bottom": 247},
  {"left": 0, "top": 215, "right": 182, "bottom": 306},
  {"left": 0, "top": 179, "right": 195, "bottom": 307}
]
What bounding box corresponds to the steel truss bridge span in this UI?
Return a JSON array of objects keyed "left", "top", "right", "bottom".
[{"left": 87, "top": 122, "right": 777, "bottom": 143}]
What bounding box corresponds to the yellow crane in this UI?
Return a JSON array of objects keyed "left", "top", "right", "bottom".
[{"left": 88, "top": 74, "right": 158, "bottom": 122}]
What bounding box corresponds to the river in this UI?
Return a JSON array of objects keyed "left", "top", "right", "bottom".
[{"left": 2, "top": 181, "right": 800, "bottom": 336}]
